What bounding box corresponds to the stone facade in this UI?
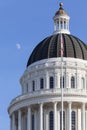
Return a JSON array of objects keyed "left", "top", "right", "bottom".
[{"left": 8, "top": 58, "right": 87, "bottom": 130}]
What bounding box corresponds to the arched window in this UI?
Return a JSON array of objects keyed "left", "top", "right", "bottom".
[
  {"left": 81, "top": 77, "right": 85, "bottom": 89},
  {"left": 60, "top": 76, "right": 64, "bottom": 88},
  {"left": 49, "top": 111, "right": 54, "bottom": 130},
  {"left": 60, "top": 111, "right": 65, "bottom": 130},
  {"left": 40, "top": 78, "right": 44, "bottom": 89},
  {"left": 32, "top": 80, "right": 35, "bottom": 91},
  {"left": 32, "top": 114, "right": 35, "bottom": 130},
  {"left": 71, "top": 76, "right": 75, "bottom": 88},
  {"left": 71, "top": 111, "right": 76, "bottom": 130},
  {"left": 50, "top": 77, "right": 54, "bottom": 89}
]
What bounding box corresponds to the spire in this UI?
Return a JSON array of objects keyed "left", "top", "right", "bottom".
[
  {"left": 53, "top": 2, "right": 70, "bottom": 34},
  {"left": 59, "top": 2, "right": 63, "bottom": 9}
]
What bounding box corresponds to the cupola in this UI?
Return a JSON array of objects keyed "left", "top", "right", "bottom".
[{"left": 53, "top": 2, "right": 70, "bottom": 34}]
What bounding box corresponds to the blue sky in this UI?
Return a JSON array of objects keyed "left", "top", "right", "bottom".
[{"left": 0, "top": 0, "right": 87, "bottom": 130}]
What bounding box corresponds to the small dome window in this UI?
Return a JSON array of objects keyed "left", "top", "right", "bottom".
[
  {"left": 40, "top": 78, "right": 44, "bottom": 89},
  {"left": 32, "top": 80, "right": 35, "bottom": 91},
  {"left": 71, "top": 111, "right": 76, "bottom": 130},
  {"left": 49, "top": 76, "right": 54, "bottom": 89},
  {"left": 32, "top": 114, "right": 35, "bottom": 130},
  {"left": 71, "top": 76, "right": 75, "bottom": 88},
  {"left": 49, "top": 111, "right": 54, "bottom": 130}
]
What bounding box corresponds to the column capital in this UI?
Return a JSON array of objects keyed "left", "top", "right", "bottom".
[
  {"left": 67, "top": 101, "right": 72, "bottom": 105},
  {"left": 27, "top": 105, "right": 31, "bottom": 108},
  {"left": 39, "top": 103, "right": 43, "bottom": 107},
  {"left": 53, "top": 101, "right": 57, "bottom": 105},
  {"left": 82, "top": 102, "right": 86, "bottom": 105},
  {"left": 18, "top": 109, "right": 21, "bottom": 112}
]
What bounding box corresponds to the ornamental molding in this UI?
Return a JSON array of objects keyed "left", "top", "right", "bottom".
[
  {"left": 8, "top": 93, "right": 87, "bottom": 115},
  {"left": 8, "top": 88, "right": 87, "bottom": 114}
]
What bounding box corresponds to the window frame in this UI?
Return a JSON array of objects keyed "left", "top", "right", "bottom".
[
  {"left": 49, "top": 111, "right": 54, "bottom": 130},
  {"left": 71, "top": 111, "right": 76, "bottom": 130},
  {"left": 71, "top": 76, "right": 75, "bottom": 88},
  {"left": 49, "top": 76, "right": 54, "bottom": 89},
  {"left": 40, "top": 78, "right": 44, "bottom": 89},
  {"left": 32, "top": 114, "right": 35, "bottom": 130},
  {"left": 32, "top": 80, "right": 35, "bottom": 91}
]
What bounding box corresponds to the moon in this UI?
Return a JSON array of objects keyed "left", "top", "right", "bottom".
[{"left": 16, "top": 43, "right": 21, "bottom": 50}]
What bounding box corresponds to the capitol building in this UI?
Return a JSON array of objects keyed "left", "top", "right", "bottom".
[{"left": 8, "top": 3, "right": 87, "bottom": 130}]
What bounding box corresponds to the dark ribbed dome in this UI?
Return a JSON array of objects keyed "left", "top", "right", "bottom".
[{"left": 27, "top": 34, "right": 87, "bottom": 67}]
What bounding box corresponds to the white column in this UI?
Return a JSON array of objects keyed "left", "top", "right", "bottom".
[
  {"left": 12, "top": 113, "right": 15, "bottom": 130},
  {"left": 54, "top": 102, "right": 57, "bottom": 130},
  {"left": 27, "top": 106, "right": 31, "bottom": 130},
  {"left": 18, "top": 110, "right": 21, "bottom": 130},
  {"left": 78, "top": 74, "right": 81, "bottom": 89},
  {"left": 59, "top": 19, "right": 61, "bottom": 30},
  {"left": 75, "top": 71, "right": 78, "bottom": 89},
  {"left": 63, "top": 19, "right": 64, "bottom": 29},
  {"left": 54, "top": 21, "right": 56, "bottom": 31},
  {"left": 58, "top": 74, "right": 60, "bottom": 88},
  {"left": 45, "top": 71, "right": 49, "bottom": 89},
  {"left": 85, "top": 77, "right": 86, "bottom": 91},
  {"left": 45, "top": 109, "right": 49, "bottom": 130},
  {"left": 86, "top": 74, "right": 87, "bottom": 91},
  {"left": 44, "top": 110, "right": 46, "bottom": 130},
  {"left": 66, "top": 73, "right": 68, "bottom": 88},
  {"left": 40, "top": 103, "right": 43, "bottom": 130},
  {"left": 55, "top": 73, "right": 58, "bottom": 88},
  {"left": 68, "top": 20, "right": 69, "bottom": 30},
  {"left": 81, "top": 103, "right": 85, "bottom": 130},
  {"left": 57, "top": 110, "right": 60, "bottom": 130},
  {"left": 78, "top": 109, "right": 81, "bottom": 130},
  {"left": 68, "top": 102, "right": 72, "bottom": 130},
  {"left": 85, "top": 111, "right": 87, "bottom": 130},
  {"left": 54, "top": 73, "right": 58, "bottom": 89},
  {"left": 68, "top": 74, "right": 71, "bottom": 88},
  {"left": 35, "top": 111, "right": 37, "bottom": 130}
]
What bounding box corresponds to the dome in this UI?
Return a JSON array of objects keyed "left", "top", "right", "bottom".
[{"left": 27, "top": 34, "right": 87, "bottom": 67}]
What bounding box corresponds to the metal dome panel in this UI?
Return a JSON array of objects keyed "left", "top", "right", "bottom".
[{"left": 27, "top": 34, "right": 87, "bottom": 67}]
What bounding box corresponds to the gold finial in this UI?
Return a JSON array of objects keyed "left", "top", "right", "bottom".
[{"left": 59, "top": 2, "right": 63, "bottom": 8}]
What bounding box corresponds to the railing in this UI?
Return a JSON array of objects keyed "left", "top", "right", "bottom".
[{"left": 10, "top": 88, "right": 87, "bottom": 105}]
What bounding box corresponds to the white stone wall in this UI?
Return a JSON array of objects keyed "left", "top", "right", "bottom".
[
  {"left": 20, "top": 58, "right": 87, "bottom": 94},
  {"left": 8, "top": 57, "right": 87, "bottom": 130}
]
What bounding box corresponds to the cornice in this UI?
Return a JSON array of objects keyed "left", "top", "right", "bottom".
[{"left": 8, "top": 88, "right": 87, "bottom": 114}]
